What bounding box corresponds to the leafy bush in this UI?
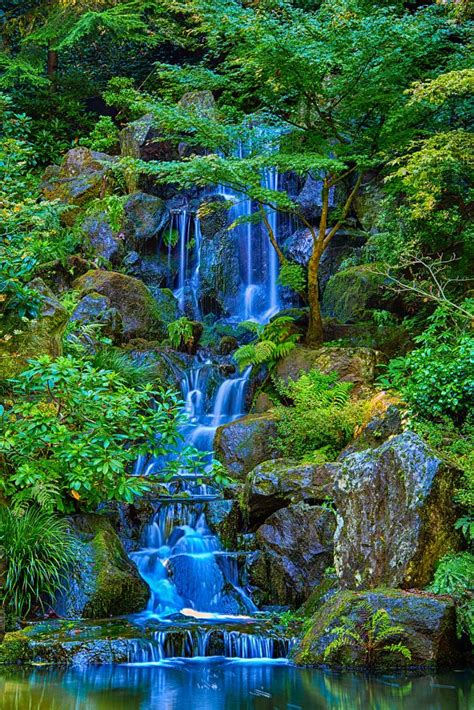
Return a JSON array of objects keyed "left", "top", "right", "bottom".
[
  {"left": 273, "top": 370, "right": 364, "bottom": 461},
  {"left": 0, "top": 355, "right": 194, "bottom": 512},
  {"left": 324, "top": 603, "right": 412, "bottom": 669},
  {"left": 81, "top": 115, "right": 120, "bottom": 153},
  {"left": 379, "top": 308, "right": 473, "bottom": 422},
  {"left": 0, "top": 506, "right": 75, "bottom": 620},
  {"left": 428, "top": 552, "right": 474, "bottom": 643},
  {"left": 167, "top": 316, "right": 195, "bottom": 350},
  {"left": 234, "top": 316, "right": 301, "bottom": 370}
]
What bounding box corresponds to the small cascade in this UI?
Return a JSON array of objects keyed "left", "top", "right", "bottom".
[
  {"left": 125, "top": 627, "right": 292, "bottom": 663},
  {"left": 262, "top": 165, "right": 280, "bottom": 320}
]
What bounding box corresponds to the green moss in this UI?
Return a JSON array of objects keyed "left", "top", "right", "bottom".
[
  {"left": 0, "top": 631, "right": 33, "bottom": 665},
  {"left": 322, "top": 265, "right": 386, "bottom": 324}
]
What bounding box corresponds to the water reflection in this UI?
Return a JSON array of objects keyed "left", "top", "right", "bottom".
[{"left": 0, "top": 661, "right": 472, "bottom": 710}]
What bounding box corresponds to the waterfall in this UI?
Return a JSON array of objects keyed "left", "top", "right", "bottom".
[{"left": 262, "top": 165, "right": 280, "bottom": 320}]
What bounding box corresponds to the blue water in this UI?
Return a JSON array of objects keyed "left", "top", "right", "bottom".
[{"left": 0, "top": 661, "right": 471, "bottom": 709}]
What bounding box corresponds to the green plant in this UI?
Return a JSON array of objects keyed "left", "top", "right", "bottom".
[
  {"left": 273, "top": 369, "right": 363, "bottom": 461},
  {"left": 428, "top": 552, "right": 474, "bottom": 643},
  {"left": 81, "top": 115, "right": 120, "bottom": 153},
  {"left": 0, "top": 355, "right": 199, "bottom": 512},
  {"left": 167, "top": 317, "right": 195, "bottom": 350},
  {"left": 323, "top": 603, "right": 412, "bottom": 669},
  {"left": 379, "top": 307, "right": 474, "bottom": 422},
  {"left": 0, "top": 506, "right": 75, "bottom": 620},
  {"left": 234, "top": 316, "right": 300, "bottom": 370}
]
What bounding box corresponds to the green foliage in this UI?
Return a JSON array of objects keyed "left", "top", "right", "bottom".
[
  {"left": 87, "top": 347, "right": 159, "bottom": 387},
  {"left": 233, "top": 316, "right": 300, "bottom": 370},
  {"left": 323, "top": 603, "right": 412, "bottom": 669},
  {"left": 0, "top": 355, "right": 195, "bottom": 512},
  {"left": 0, "top": 506, "right": 75, "bottom": 619},
  {"left": 273, "top": 370, "right": 363, "bottom": 461},
  {"left": 82, "top": 115, "right": 120, "bottom": 153},
  {"left": 278, "top": 262, "right": 306, "bottom": 293},
  {"left": 167, "top": 317, "right": 195, "bottom": 350},
  {"left": 428, "top": 552, "right": 474, "bottom": 643},
  {"left": 379, "top": 308, "right": 474, "bottom": 422}
]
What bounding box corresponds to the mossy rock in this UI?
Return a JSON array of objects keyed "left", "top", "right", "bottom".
[
  {"left": 292, "top": 589, "right": 461, "bottom": 670},
  {"left": 214, "top": 413, "right": 281, "bottom": 481},
  {"left": 0, "top": 279, "right": 68, "bottom": 380},
  {"left": 72, "top": 269, "right": 166, "bottom": 341},
  {"left": 321, "top": 265, "right": 387, "bottom": 323},
  {"left": 0, "top": 630, "right": 34, "bottom": 665},
  {"left": 56, "top": 514, "right": 149, "bottom": 619},
  {"left": 332, "top": 431, "right": 462, "bottom": 590}
]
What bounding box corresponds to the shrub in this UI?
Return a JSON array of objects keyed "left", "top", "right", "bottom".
[
  {"left": 0, "top": 507, "right": 75, "bottom": 620},
  {"left": 234, "top": 316, "right": 301, "bottom": 370},
  {"left": 273, "top": 370, "right": 364, "bottom": 461},
  {"left": 428, "top": 552, "right": 474, "bottom": 643},
  {"left": 167, "top": 316, "right": 195, "bottom": 350},
  {"left": 0, "top": 355, "right": 198, "bottom": 512}
]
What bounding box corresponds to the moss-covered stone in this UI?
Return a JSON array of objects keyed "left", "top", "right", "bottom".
[
  {"left": 244, "top": 458, "right": 336, "bottom": 529},
  {"left": 214, "top": 413, "right": 280, "bottom": 481},
  {"left": 292, "top": 589, "right": 461, "bottom": 670},
  {"left": 72, "top": 269, "right": 165, "bottom": 341},
  {"left": 321, "top": 264, "right": 387, "bottom": 323},
  {"left": 0, "top": 279, "right": 68, "bottom": 380},
  {"left": 0, "top": 630, "right": 34, "bottom": 665},
  {"left": 56, "top": 514, "right": 149, "bottom": 619},
  {"left": 332, "top": 431, "right": 462, "bottom": 590}
]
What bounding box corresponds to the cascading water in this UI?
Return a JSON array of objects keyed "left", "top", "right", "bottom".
[{"left": 128, "top": 147, "right": 289, "bottom": 661}]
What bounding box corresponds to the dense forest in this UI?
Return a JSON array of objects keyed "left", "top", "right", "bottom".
[{"left": 0, "top": 0, "right": 472, "bottom": 706}]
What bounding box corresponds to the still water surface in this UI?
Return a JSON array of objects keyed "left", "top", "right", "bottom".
[{"left": 0, "top": 659, "right": 471, "bottom": 710}]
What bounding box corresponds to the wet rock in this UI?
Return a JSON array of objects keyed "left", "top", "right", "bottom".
[
  {"left": 0, "top": 278, "right": 68, "bottom": 379},
  {"left": 206, "top": 500, "right": 242, "bottom": 549},
  {"left": 123, "top": 251, "right": 171, "bottom": 298},
  {"left": 72, "top": 269, "right": 165, "bottom": 341},
  {"left": 41, "top": 148, "right": 116, "bottom": 224},
  {"left": 198, "top": 228, "right": 241, "bottom": 315},
  {"left": 332, "top": 432, "right": 462, "bottom": 590},
  {"left": 295, "top": 174, "right": 323, "bottom": 221},
  {"left": 69, "top": 292, "right": 123, "bottom": 343},
  {"left": 244, "top": 459, "right": 335, "bottom": 528},
  {"left": 123, "top": 192, "right": 168, "bottom": 248},
  {"left": 214, "top": 413, "right": 280, "bottom": 480},
  {"left": 283, "top": 227, "right": 313, "bottom": 266},
  {"left": 248, "top": 503, "right": 335, "bottom": 606},
  {"left": 56, "top": 514, "right": 148, "bottom": 619},
  {"left": 198, "top": 195, "right": 229, "bottom": 238},
  {"left": 321, "top": 264, "right": 387, "bottom": 323},
  {"left": 293, "top": 589, "right": 461, "bottom": 669},
  {"left": 275, "top": 345, "right": 383, "bottom": 391},
  {"left": 251, "top": 391, "right": 274, "bottom": 413},
  {"left": 219, "top": 336, "right": 238, "bottom": 355},
  {"left": 339, "top": 397, "right": 403, "bottom": 459},
  {"left": 80, "top": 212, "right": 123, "bottom": 263},
  {"left": 120, "top": 114, "right": 178, "bottom": 192}
]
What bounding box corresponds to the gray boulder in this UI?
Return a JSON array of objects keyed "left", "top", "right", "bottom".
[
  {"left": 214, "top": 413, "right": 280, "bottom": 481},
  {"left": 81, "top": 212, "right": 122, "bottom": 263},
  {"left": 332, "top": 431, "right": 462, "bottom": 590},
  {"left": 69, "top": 292, "right": 123, "bottom": 343},
  {"left": 244, "top": 458, "right": 335, "bottom": 528},
  {"left": 248, "top": 503, "right": 336, "bottom": 606},
  {"left": 123, "top": 192, "right": 168, "bottom": 248}
]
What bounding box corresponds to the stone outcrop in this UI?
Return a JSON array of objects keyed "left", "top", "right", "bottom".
[
  {"left": 244, "top": 459, "right": 335, "bottom": 528},
  {"left": 123, "top": 192, "right": 168, "bottom": 248},
  {"left": 332, "top": 431, "right": 461, "bottom": 589},
  {"left": 322, "top": 264, "right": 387, "bottom": 323},
  {"left": 293, "top": 589, "right": 461, "bottom": 669},
  {"left": 41, "top": 148, "right": 116, "bottom": 224},
  {"left": 80, "top": 212, "right": 123, "bottom": 263},
  {"left": 248, "top": 503, "right": 336, "bottom": 606},
  {"left": 69, "top": 292, "right": 123, "bottom": 343},
  {"left": 56, "top": 515, "right": 148, "bottom": 619},
  {"left": 275, "top": 345, "right": 384, "bottom": 391},
  {"left": 214, "top": 413, "right": 280, "bottom": 480},
  {"left": 72, "top": 269, "right": 165, "bottom": 341}
]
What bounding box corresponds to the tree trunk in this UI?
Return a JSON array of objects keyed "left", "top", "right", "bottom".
[
  {"left": 47, "top": 49, "right": 58, "bottom": 78},
  {"left": 306, "top": 249, "right": 324, "bottom": 345}
]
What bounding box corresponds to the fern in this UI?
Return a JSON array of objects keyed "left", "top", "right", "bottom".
[
  {"left": 167, "top": 316, "right": 194, "bottom": 350},
  {"left": 233, "top": 316, "right": 300, "bottom": 371}
]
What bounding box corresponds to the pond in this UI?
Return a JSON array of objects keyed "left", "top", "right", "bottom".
[{"left": 0, "top": 660, "right": 471, "bottom": 710}]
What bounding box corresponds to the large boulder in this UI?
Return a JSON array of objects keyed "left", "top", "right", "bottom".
[
  {"left": 56, "top": 515, "right": 149, "bottom": 619},
  {"left": 123, "top": 192, "right": 168, "bottom": 248},
  {"left": 214, "top": 413, "right": 280, "bottom": 480},
  {"left": 41, "top": 148, "right": 116, "bottom": 224},
  {"left": 295, "top": 174, "right": 323, "bottom": 221},
  {"left": 321, "top": 264, "right": 387, "bottom": 323},
  {"left": 120, "top": 114, "right": 178, "bottom": 192},
  {"left": 275, "top": 345, "right": 383, "bottom": 391},
  {"left": 293, "top": 589, "right": 461, "bottom": 669},
  {"left": 198, "top": 227, "right": 241, "bottom": 315},
  {"left": 244, "top": 459, "right": 335, "bottom": 528},
  {"left": 72, "top": 270, "right": 165, "bottom": 341},
  {"left": 69, "top": 292, "right": 123, "bottom": 344},
  {"left": 332, "top": 432, "right": 462, "bottom": 590},
  {"left": 80, "top": 212, "right": 123, "bottom": 263},
  {"left": 0, "top": 279, "right": 68, "bottom": 379},
  {"left": 248, "top": 503, "right": 335, "bottom": 606}
]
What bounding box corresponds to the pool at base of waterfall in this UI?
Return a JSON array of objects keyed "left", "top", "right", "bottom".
[{"left": 1, "top": 663, "right": 471, "bottom": 709}]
